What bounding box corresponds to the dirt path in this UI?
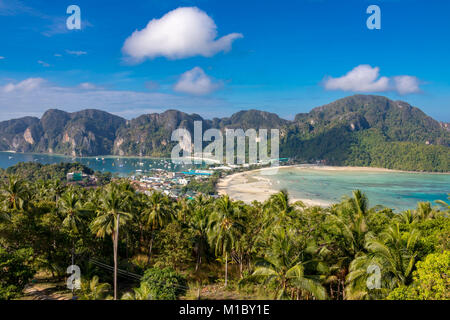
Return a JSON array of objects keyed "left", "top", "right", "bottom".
[{"left": 19, "top": 273, "right": 72, "bottom": 300}]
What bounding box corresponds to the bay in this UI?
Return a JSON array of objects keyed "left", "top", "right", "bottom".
[
  {"left": 0, "top": 152, "right": 206, "bottom": 176},
  {"left": 257, "top": 167, "right": 450, "bottom": 211}
]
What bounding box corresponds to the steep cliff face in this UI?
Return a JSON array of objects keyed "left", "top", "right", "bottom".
[
  {"left": 0, "top": 95, "right": 448, "bottom": 171},
  {"left": 0, "top": 109, "right": 125, "bottom": 156},
  {"left": 0, "top": 116, "right": 40, "bottom": 152},
  {"left": 295, "top": 95, "right": 448, "bottom": 146},
  {"left": 113, "top": 110, "right": 205, "bottom": 157}
]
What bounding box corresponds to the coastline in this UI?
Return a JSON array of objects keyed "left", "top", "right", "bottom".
[
  {"left": 216, "top": 164, "right": 450, "bottom": 206},
  {"left": 216, "top": 165, "right": 333, "bottom": 206},
  {"left": 0, "top": 151, "right": 219, "bottom": 163},
  {"left": 1, "top": 151, "right": 448, "bottom": 175}
]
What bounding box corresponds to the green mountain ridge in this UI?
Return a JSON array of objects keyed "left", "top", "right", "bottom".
[{"left": 0, "top": 95, "right": 449, "bottom": 171}]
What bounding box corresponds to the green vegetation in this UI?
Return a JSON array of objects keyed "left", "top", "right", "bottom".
[
  {"left": 0, "top": 162, "right": 112, "bottom": 185},
  {"left": 1, "top": 95, "right": 448, "bottom": 172},
  {"left": 387, "top": 251, "right": 450, "bottom": 300},
  {"left": 137, "top": 267, "right": 187, "bottom": 300},
  {"left": 182, "top": 174, "right": 220, "bottom": 195},
  {"left": 0, "top": 248, "right": 35, "bottom": 299},
  {"left": 0, "top": 164, "right": 448, "bottom": 300}
]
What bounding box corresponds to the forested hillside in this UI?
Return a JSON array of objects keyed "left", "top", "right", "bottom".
[{"left": 0, "top": 95, "right": 448, "bottom": 171}]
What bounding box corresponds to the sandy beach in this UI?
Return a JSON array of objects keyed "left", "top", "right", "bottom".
[{"left": 216, "top": 164, "right": 413, "bottom": 206}]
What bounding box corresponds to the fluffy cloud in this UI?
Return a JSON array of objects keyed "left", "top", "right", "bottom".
[
  {"left": 122, "top": 7, "right": 243, "bottom": 61},
  {"left": 145, "top": 81, "right": 160, "bottom": 91},
  {"left": 37, "top": 60, "right": 50, "bottom": 67},
  {"left": 0, "top": 77, "right": 229, "bottom": 121},
  {"left": 323, "top": 65, "right": 421, "bottom": 95},
  {"left": 393, "top": 76, "right": 421, "bottom": 95},
  {"left": 66, "top": 50, "right": 87, "bottom": 56},
  {"left": 2, "top": 78, "right": 46, "bottom": 93},
  {"left": 174, "top": 67, "right": 222, "bottom": 95},
  {"left": 78, "top": 82, "right": 99, "bottom": 90}
]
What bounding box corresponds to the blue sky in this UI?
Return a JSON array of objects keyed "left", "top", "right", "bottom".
[{"left": 0, "top": 0, "right": 449, "bottom": 121}]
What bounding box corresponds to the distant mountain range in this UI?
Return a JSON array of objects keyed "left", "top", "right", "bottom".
[{"left": 0, "top": 95, "right": 449, "bottom": 171}]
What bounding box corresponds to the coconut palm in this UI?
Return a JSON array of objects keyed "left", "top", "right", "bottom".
[
  {"left": 246, "top": 229, "right": 327, "bottom": 300},
  {"left": 346, "top": 224, "right": 420, "bottom": 299},
  {"left": 1, "top": 175, "right": 29, "bottom": 211},
  {"left": 208, "top": 195, "right": 244, "bottom": 286},
  {"left": 398, "top": 209, "right": 416, "bottom": 225},
  {"left": 141, "top": 191, "right": 174, "bottom": 263},
  {"left": 415, "top": 202, "right": 438, "bottom": 221},
  {"left": 435, "top": 194, "right": 450, "bottom": 211},
  {"left": 328, "top": 190, "right": 371, "bottom": 259},
  {"left": 79, "top": 275, "right": 111, "bottom": 300},
  {"left": 173, "top": 197, "right": 192, "bottom": 223},
  {"left": 121, "top": 283, "right": 153, "bottom": 300},
  {"left": 321, "top": 190, "right": 372, "bottom": 299},
  {"left": 90, "top": 183, "right": 133, "bottom": 300},
  {"left": 58, "top": 188, "right": 90, "bottom": 270},
  {"left": 189, "top": 205, "right": 210, "bottom": 271},
  {"left": 59, "top": 188, "right": 87, "bottom": 234},
  {"left": 264, "top": 190, "right": 302, "bottom": 229}
]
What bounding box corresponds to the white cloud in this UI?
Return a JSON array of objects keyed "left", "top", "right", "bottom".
[
  {"left": 79, "top": 82, "right": 99, "bottom": 90},
  {"left": 2, "top": 78, "right": 46, "bottom": 93},
  {"left": 37, "top": 60, "right": 50, "bottom": 67},
  {"left": 0, "top": 56, "right": 5, "bottom": 60},
  {"left": 324, "top": 65, "right": 390, "bottom": 92},
  {"left": 54, "top": 53, "right": 62, "bottom": 57},
  {"left": 0, "top": 77, "right": 229, "bottom": 121},
  {"left": 323, "top": 65, "right": 421, "bottom": 95},
  {"left": 145, "top": 81, "right": 160, "bottom": 91},
  {"left": 393, "top": 76, "right": 421, "bottom": 95},
  {"left": 0, "top": 1, "right": 92, "bottom": 36},
  {"left": 66, "top": 50, "right": 87, "bottom": 56},
  {"left": 174, "top": 67, "right": 222, "bottom": 95},
  {"left": 122, "top": 7, "right": 243, "bottom": 61}
]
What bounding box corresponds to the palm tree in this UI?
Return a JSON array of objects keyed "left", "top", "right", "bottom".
[
  {"left": 1, "top": 175, "right": 29, "bottom": 211},
  {"left": 174, "top": 197, "right": 193, "bottom": 223},
  {"left": 58, "top": 188, "right": 89, "bottom": 270},
  {"left": 79, "top": 276, "right": 111, "bottom": 300},
  {"left": 346, "top": 224, "right": 420, "bottom": 299},
  {"left": 398, "top": 209, "right": 416, "bottom": 225},
  {"left": 245, "top": 229, "right": 327, "bottom": 300},
  {"left": 264, "top": 190, "right": 302, "bottom": 229},
  {"left": 208, "top": 195, "right": 244, "bottom": 286},
  {"left": 90, "top": 183, "right": 133, "bottom": 300},
  {"left": 59, "top": 189, "right": 87, "bottom": 234},
  {"left": 435, "top": 194, "right": 450, "bottom": 211},
  {"left": 415, "top": 202, "right": 437, "bottom": 221},
  {"left": 141, "top": 191, "right": 174, "bottom": 263},
  {"left": 323, "top": 190, "right": 371, "bottom": 298},
  {"left": 189, "top": 204, "right": 210, "bottom": 271},
  {"left": 0, "top": 210, "right": 10, "bottom": 224},
  {"left": 47, "top": 179, "right": 65, "bottom": 202},
  {"left": 121, "top": 283, "right": 153, "bottom": 300}
]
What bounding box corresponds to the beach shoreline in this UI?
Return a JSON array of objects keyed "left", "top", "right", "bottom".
[{"left": 216, "top": 164, "right": 450, "bottom": 206}]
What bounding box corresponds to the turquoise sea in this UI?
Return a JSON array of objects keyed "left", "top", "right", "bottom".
[
  {"left": 0, "top": 152, "right": 206, "bottom": 177},
  {"left": 255, "top": 167, "right": 450, "bottom": 211},
  {"left": 1, "top": 152, "right": 449, "bottom": 211}
]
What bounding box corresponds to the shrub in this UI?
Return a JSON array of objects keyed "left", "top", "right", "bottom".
[
  {"left": 0, "top": 248, "right": 35, "bottom": 300},
  {"left": 140, "top": 267, "right": 187, "bottom": 300}
]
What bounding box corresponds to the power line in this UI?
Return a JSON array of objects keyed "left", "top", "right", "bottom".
[{"left": 87, "top": 258, "right": 189, "bottom": 290}]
